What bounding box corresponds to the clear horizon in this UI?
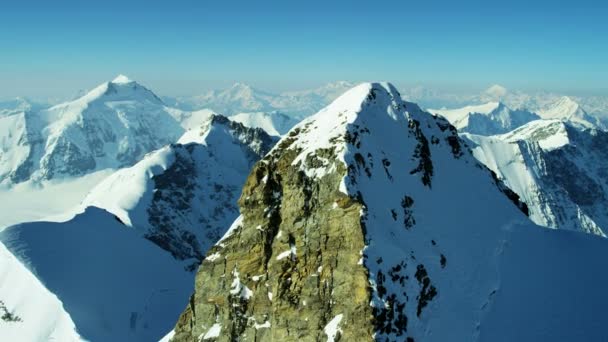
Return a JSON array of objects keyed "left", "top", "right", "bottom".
[{"left": 1, "top": 0, "right": 607, "bottom": 100}]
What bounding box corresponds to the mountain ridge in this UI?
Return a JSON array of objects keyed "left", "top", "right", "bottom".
[{"left": 170, "top": 83, "right": 556, "bottom": 342}]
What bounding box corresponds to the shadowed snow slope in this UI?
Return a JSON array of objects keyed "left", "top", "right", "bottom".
[
  {"left": 169, "top": 83, "right": 608, "bottom": 342},
  {"left": 0, "top": 242, "right": 81, "bottom": 341},
  {"left": 0, "top": 207, "right": 193, "bottom": 342}
]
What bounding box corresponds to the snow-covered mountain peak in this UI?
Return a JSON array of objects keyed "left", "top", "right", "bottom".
[
  {"left": 279, "top": 82, "right": 407, "bottom": 167},
  {"left": 535, "top": 96, "right": 603, "bottom": 128},
  {"left": 229, "top": 111, "right": 298, "bottom": 136},
  {"left": 541, "top": 96, "right": 583, "bottom": 117},
  {"left": 0, "top": 77, "right": 182, "bottom": 185},
  {"left": 111, "top": 74, "right": 134, "bottom": 84},
  {"left": 430, "top": 101, "right": 500, "bottom": 121},
  {"left": 171, "top": 82, "right": 562, "bottom": 342},
  {"left": 322, "top": 82, "right": 404, "bottom": 120},
  {"left": 177, "top": 114, "right": 273, "bottom": 147},
  {"left": 83, "top": 113, "right": 276, "bottom": 262},
  {"left": 538, "top": 96, "right": 585, "bottom": 120},
  {"left": 225, "top": 82, "right": 258, "bottom": 97},
  {"left": 54, "top": 76, "right": 164, "bottom": 112}
]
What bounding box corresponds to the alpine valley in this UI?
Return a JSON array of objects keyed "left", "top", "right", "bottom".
[{"left": 1, "top": 77, "right": 608, "bottom": 342}]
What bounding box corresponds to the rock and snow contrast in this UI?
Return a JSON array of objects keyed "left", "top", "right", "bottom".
[
  {"left": 0, "top": 75, "right": 183, "bottom": 186},
  {"left": 169, "top": 83, "right": 608, "bottom": 342},
  {"left": 429, "top": 102, "right": 540, "bottom": 135},
  {"left": 0, "top": 114, "right": 276, "bottom": 341},
  {"left": 83, "top": 114, "right": 276, "bottom": 263},
  {"left": 2, "top": 77, "right": 608, "bottom": 342},
  {"left": 464, "top": 119, "right": 608, "bottom": 236}
]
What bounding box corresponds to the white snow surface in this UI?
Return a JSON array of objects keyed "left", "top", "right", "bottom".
[
  {"left": 230, "top": 111, "right": 298, "bottom": 136},
  {"left": 537, "top": 96, "right": 602, "bottom": 128},
  {"left": 0, "top": 207, "right": 194, "bottom": 342},
  {"left": 0, "top": 76, "right": 184, "bottom": 186},
  {"left": 0, "top": 241, "right": 82, "bottom": 342},
  {"left": 0, "top": 169, "right": 113, "bottom": 230},
  {"left": 202, "top": 323, "right": 221, "bottom": 340},
  {"left": 323, "top": 314, "right": 344, "bottom": 342},
  {"left": 429, "top": 101, "right": 540, "bottom": 135}
]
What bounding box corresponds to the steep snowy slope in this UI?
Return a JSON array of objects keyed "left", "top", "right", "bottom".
[
  {"left": 0, "top": 75, "right": 184, "bottom": 185},
  {"left": 430, "top": 101, "right": 540, "bottom": 135},
  {"left": 0, "top": 242, "right": 81, "bottom": 341},
  {"left": 0, "top": 208, "right": 193, "bottom": 342},
  {"left": 83, "top": 115, "right": 277, "bottom": 263},
  {"left": 229, "top": 111, "right": 299, "bottom": 136},
  {"left": 464, "top": 119, "right": 608, "bottom": 236}
]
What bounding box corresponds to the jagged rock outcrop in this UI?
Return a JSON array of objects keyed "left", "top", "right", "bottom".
[{"left": 170, "top": 83, "right": 546, "bottom": 342}]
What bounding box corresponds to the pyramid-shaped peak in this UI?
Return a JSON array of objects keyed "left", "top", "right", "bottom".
[
  {"left": 557, "top": 96, "right": 580, "bottom": 107},
  {"left": 324, "top": 82, "right": 405, "bottom": 117},
  {"left": 111, "top": 74, "right": 133, "bottom": 84}
]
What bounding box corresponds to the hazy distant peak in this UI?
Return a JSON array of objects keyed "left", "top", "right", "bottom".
[
  {"left": 111, "top": 74, "right": 133, "bottom": 84},
  {"left": 484, "top": 84, "right": 508, "bottom": 98}
]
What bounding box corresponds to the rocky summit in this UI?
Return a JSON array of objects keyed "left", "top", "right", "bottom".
[{"left": 169, "top": 83, "right": 607, "bottom": 342}]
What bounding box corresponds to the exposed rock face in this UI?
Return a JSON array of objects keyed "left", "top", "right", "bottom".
[
  {"left": 173, "top": 132, "right": 374, "bottom": 341},
  {"left": 145, "top": 116, "right": 278, "bottom": 263},
  {"left": 84, "top": 115, "right": 277, "bottom": 264},
  {"left": 171, "top": 83, "right": 533, "bottom": 341}
]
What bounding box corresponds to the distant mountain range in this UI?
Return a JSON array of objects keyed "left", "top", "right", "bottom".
[
  {"left": 163, "top": 81, "right": 356, "bottom": 119},
  {"left": 1, "top": 77, "right": 608, "bottom": 342}
]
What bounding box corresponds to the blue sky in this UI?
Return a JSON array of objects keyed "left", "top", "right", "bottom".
[{"left": 0, "top": 0, "right": 606, "bottom": 99}]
